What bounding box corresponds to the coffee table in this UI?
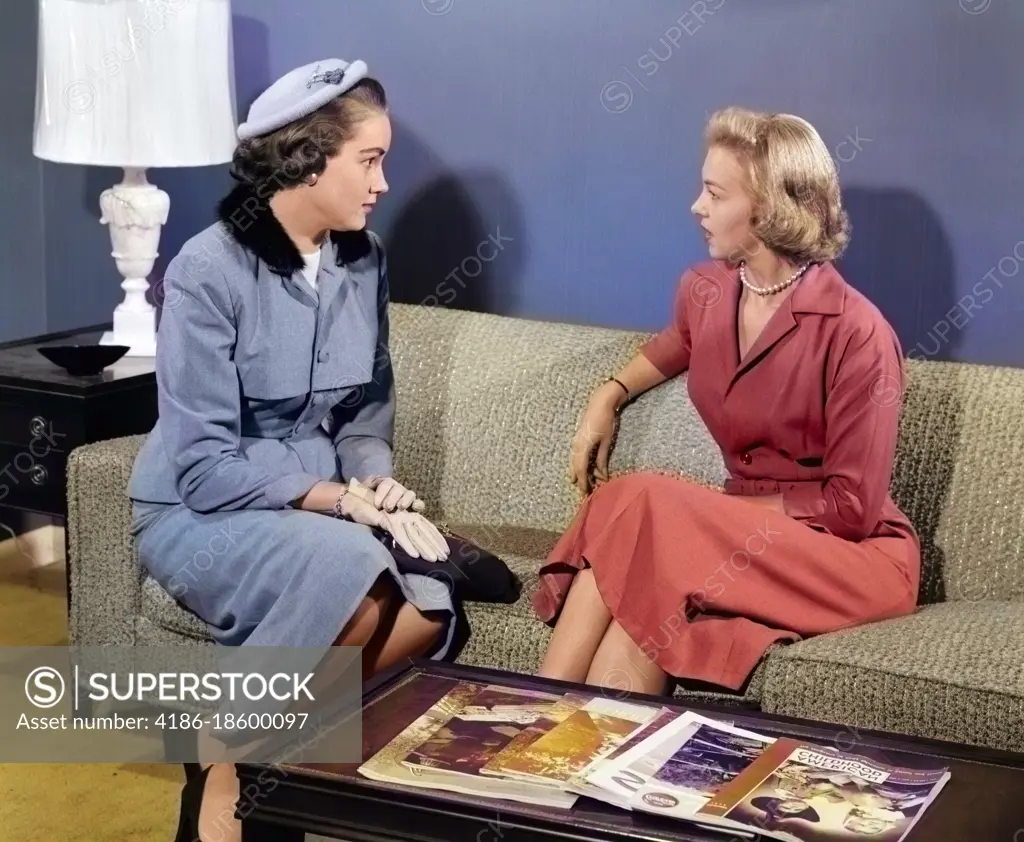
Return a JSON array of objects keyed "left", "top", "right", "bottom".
[{"left": 236, "top": 658, "right": 1024, "bottom": 841}]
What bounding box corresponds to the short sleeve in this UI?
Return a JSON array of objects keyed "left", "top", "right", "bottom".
[{"left": 639, "top": 269, "right": 697, "bottom": 378}]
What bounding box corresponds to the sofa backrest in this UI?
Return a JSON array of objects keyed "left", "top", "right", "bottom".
[
  {"left": 889, "top": 359, "right": 1024, "bottom": 603},
  {"left": 388, "top": 302, "right": 1024, "bottom": 604}
]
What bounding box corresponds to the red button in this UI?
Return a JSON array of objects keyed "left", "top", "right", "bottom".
[{"left": 740, "top": 452, "right": 752, "bottom": 465}]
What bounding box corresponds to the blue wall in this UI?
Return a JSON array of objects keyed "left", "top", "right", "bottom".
[{"left": 153, "top": 0, "right": 1024, "bottom": 367}]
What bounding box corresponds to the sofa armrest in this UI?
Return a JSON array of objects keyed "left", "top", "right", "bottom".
[{"left": 66, "top": 435, "right": 146, "bottom": 646}]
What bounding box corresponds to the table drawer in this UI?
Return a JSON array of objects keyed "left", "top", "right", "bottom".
[{"left": 0, "top": 439, "right": 67, "bottom": 515}]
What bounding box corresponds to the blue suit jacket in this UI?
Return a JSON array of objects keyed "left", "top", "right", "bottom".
[{"left": 129, "top": 191, "right": 395, "bottom": 514}]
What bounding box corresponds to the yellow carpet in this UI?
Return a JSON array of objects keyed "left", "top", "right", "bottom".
[{"left": 0, "top": 557, "right": 182, "bottom": 841}]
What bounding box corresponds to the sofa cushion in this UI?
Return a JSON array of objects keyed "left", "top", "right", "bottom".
[
  {"left": 759, "top": 601, "right": 1024, "bottom": 753},
  {"left": 140, "top": 575, "right": 211, "bottom": 641}
]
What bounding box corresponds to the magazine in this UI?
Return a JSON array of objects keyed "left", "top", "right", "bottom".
[
  {"left": 357, "top": 681, "right": 578, "bottom": 808},
  {"left": 355, "top": 672, "right": 952, "bottom": 838},
  {"left": 487, "top": 695, "right": 662, "bottom": 787},
  {"left": 580, "top": 710, "right": 745, "bottom": 807},
  {"left": 401, "top": 685, "right": 566, "bottom": 782},
  {"left": 627, "top": 715, "right": 779, "bottom": 817},
  {"left": 679, "top": 737, "right": 949, "bottom": 841},
  {"left": 563, "top": 706, "right": 684, "bottom": 807},
  {"left": 478, "top": 691, "right": 591, "bottom": 782}
]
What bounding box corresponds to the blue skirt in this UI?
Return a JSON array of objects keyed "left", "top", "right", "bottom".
[{"left": 131, "top": 501, "right": 458, "bottom": 655}]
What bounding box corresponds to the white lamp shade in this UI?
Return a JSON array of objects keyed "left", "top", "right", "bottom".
[{"left": 33, "top": 0, "right": 237, "bottom": 168}]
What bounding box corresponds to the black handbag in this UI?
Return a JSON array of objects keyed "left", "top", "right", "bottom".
[{"left": 370, "top": 524, "right": 522, "bottom": 604}]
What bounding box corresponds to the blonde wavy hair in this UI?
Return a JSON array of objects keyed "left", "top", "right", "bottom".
[{"left": 705, "top": 107, "right": 850, "bottom": 265}]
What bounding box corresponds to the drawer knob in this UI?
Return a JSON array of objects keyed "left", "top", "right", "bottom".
[
  {"left": 29, "top": 416, "right": 48, "bottom": 438},
  {"left": 29, "top": 464, "right": 48, "bottom": 486}
]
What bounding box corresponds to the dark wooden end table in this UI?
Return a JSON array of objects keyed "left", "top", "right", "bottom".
[
  {"left": 236, "top": 659, "right": 1024, "bottom": 841},
  {"left": 0, "top": 323, "right": 157, "bottom": 605}
]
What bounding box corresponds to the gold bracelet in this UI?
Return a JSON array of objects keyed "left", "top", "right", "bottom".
[{"left": 607, "top": 376, "right": 631, "bottom": 401}]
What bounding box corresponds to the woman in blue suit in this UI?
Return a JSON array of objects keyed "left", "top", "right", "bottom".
[{"left": 127, "top": 58, "right": 455, "bottom": 842}]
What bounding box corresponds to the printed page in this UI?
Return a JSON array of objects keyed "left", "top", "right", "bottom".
[
  {"left": 479, "top": 691, "right": 592, "bottom": 781},
  {"left": 699, "top": 737, "right": 953, "bottom": 842},
  {"left": 492, "top": 696, "right": 662, "bottom": 786},
  {"left": 358, "top": 682, "right": 576, "bottom": 808},
  {"left": 627, "top": 717, "right": 777, "bottom": 829},
  {"left": 582, "top": 710, "right": 738, "bottom": 803}
]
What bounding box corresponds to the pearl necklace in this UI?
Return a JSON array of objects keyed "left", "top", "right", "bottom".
[{"left": 739, "top": 261, "right": 810, "bottom": 296}]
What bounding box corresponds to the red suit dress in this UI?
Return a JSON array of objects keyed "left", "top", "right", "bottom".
[{"left": 532, "top": 261, "right": 921, "bottom": 691}]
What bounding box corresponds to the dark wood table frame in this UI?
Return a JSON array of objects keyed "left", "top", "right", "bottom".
[{"left": 236, "top": 658, "right": 1024, "bottom": 842}]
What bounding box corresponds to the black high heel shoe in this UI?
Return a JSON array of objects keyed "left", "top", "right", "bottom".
[
  {"left": 174, "top": 764, "right": 212, "bottom": 842},
  {"left": 173, "top": 763, "right": 304, "bottom": 842}
]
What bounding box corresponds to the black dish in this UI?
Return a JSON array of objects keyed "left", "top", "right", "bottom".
[{"left": 37, "top": 344, "right": 130, "bottom": 376}]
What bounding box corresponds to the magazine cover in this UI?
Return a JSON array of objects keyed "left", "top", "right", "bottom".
[
  {"left": 696, "top": 737, "right": 952, "bottom": 842},
  {"left": 581, "top": 710, "right": 737, "bottom": 805},
  {"left": 492, "top": 696, "right": 662, "bottom": 786},
  {"left": 567, "top": 716, "right": 701, "bottom": 809},
  {"left": 565, "top": 706, "right": 682, "bottom": 806},
  {"left": 401, "top": 685, "right": 563, "bottom": 779},
  {"left": 478, "top": 691, "right": 591, "bottom": 780},
  {"left": 358, "top": 682, "right": 577, "bottom": 808},
  {"left": 628, "top": 715, "right": 778, "bottom": 817}
]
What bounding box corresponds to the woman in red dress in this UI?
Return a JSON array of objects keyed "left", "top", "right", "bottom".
[{"left": 532, "top": 107, "right": 921, "bottom": 697}]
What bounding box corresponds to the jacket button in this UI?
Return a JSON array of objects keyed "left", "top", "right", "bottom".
[
  {"left": 740, "top": 452, "right": 752, "bottom": 465},
  {"left": 318, "top": 350, "right": 330, "bottom": 362}
]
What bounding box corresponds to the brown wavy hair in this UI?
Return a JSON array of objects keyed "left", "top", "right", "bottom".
[
  {"left": 705, "top": 107, "right": 850, "bottom": 265},
  {"left": 230, "top": 78, "right": 387, "bottom": 195}
]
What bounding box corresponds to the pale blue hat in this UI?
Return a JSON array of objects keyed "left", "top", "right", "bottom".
[{"left": 237, "top": 58, "right": 370, "bottom": 140}]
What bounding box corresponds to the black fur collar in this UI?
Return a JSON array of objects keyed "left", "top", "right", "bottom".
[{"left": 215, "top": 181, "right": 372, "bottom": 276}]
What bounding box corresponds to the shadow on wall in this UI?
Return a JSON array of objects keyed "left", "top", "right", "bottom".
[
  {"left": 837, "top": 186, "right": 958, "bottom": 362},
  {"left": 837, "top": 187, "right": 961, "bottom": 605},
  {"left": 379, "top": 120, "right": 527, "bottom": 315}
]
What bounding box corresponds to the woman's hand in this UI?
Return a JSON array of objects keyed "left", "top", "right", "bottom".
[
  {"left": 362, "top": 475, "right": 426, "bottom": 513},
  {"left": 379, "top": 510, "right": 450, "bottom": 562},
  {"left": 341, "top": 479, "right": 449, "bottom": 561},
  {"left": 569, "top": 382, "right": 624, "bottom": 495}
]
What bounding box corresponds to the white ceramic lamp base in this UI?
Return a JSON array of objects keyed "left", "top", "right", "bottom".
[{"left": 98, "top": 167, "right": 169, "bottom": 358}]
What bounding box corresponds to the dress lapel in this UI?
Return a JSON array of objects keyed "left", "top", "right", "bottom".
[
  {"left": 731, "top": 298, "right": 799, "bottom": 386},
  {"left": 714, "top": 263, "right": 743, "bottom": 377},
  {"left": 721, "top": 262, "right": 843, "bottom": 392}
]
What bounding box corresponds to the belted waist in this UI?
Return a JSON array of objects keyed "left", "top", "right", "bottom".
[{"left": 724, "top": 478, "right": 814, "bottom": 495}]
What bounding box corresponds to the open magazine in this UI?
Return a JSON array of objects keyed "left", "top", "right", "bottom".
[
  {"left": 687, "top": 737, "right": 951, "bottom": 841},
  {"left": 357, "top": 675, "right": 950, "bottom": 840}
]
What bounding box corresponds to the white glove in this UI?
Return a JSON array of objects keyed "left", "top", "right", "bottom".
[
  {"left": 380, "top": 510, "right": 451, "bottom": 563},
  {"left": 340, "top": 479, "right": 448, "bottom": 562},
  {"left": 362, "top": 475, "right": 426, "bottom": 513}
]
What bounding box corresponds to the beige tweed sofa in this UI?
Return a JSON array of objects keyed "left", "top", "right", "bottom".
[{"left": 67, "top": 302, "right": 1024, "bottom": 753}]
